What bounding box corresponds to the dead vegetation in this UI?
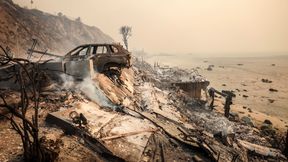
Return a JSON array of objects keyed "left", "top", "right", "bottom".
[{"left": 0, "top": 45, "right": 60, "bottom": 161}]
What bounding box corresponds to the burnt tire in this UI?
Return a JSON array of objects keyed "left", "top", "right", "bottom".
[
  {"left": 103, "top": 66, "right": 124, "bottom": 85},
  {"left": 104, "top": 66, "right": 121, "bottom": 77}
]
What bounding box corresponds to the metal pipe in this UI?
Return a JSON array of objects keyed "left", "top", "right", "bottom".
[{"left": 27, "top": 49, "right": 63, "bottom": 58}]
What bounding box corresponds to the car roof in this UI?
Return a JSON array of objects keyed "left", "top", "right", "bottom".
[
  {"left": 77, "top": 43, "right": 121, "bottom": 47},
  {"left": 65, "top": 43, "right": 125, "bottom": 55}
]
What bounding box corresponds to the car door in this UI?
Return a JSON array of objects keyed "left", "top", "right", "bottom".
[
  {"left": 91, "top": 45, "right": 110, "bottom": 72},
  {"left": 64, "top": 45, "right": 92, "bottom": 77}
]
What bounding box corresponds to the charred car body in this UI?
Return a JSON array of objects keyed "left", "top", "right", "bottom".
[
  {"left": 28, "top": 43, "right": 131, "bottom": 79},
  {"left": 63, "top": 43, "right": 131, "bottom": 72},
  {"left": 0, "top": 43, "right": 131, "bottom": 89}
]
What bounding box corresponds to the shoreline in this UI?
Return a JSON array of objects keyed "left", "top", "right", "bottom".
[{"left": 214, "top": 99, "right": 288, "bottom": 134}]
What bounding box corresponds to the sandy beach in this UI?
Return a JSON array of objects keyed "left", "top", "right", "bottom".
[{"left": 146, "top": 55, "right": 288, "bottom": 131}]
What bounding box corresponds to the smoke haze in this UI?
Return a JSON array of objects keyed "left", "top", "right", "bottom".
[
  {"left": 60, "top": 74, "right": 113, "bottom": 108},
  {"left": 13, "top": 0, "right": 288, "bottom": 57}
]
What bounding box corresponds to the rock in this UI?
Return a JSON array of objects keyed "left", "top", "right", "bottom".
[
  {"left": 241, "top": 116, "right": 254, "bottom": 127},
  {"left": 206, "top": 65, "right": 214, "bottom": 71},
  {"left": 243, "top": 106, "right": 247, "bottom": 109},
  {"left": 271, "top": 64, "right": 275, "bottom": 66},
  {"left": 242, "top": 95, "right": 249, "bottom": 98},
  {"left": 207, "top": 66, "right": 213, "bottom": 71},
  {"left": 229, "top": 112, "right": 240, "bottom": 121},
  {"left": 222, "top": 84, "right": 226, "bottom": 86},
  {"left": 268, "top": 99, "right": 275, "bottom": 103},
  {"left": 269, "top": 88, "right": 278, "bottom": 92},
  {"left": 260, "top": 123, "right": 276, "bottom": 136},
  {"left": 247, "top": 108, "right": 252, "bottom": 113},
  {"left": 261, "top": 79, "right": 272, "bottom": 83},
  {"left": 263, "top": 119, "right": 272, "bottom": 125}
]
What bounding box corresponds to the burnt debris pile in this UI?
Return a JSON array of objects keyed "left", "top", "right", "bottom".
[{"left": 0, "top": 48, "right": 288, "bottom": 162}]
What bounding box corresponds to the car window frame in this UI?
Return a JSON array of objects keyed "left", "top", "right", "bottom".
[
  {"left": 110, "top": 45, "right": 119, "bottom": 54},
  {"left": 65, "top": 45, "right": 91, "bottom": 59},
  {"left": 95, "top": 45, "right": 110, "bottom": 55}
]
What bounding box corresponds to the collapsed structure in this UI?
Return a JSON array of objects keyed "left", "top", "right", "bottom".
[{"left": 0, "top": 45, "right": 287, "bottom": 162}]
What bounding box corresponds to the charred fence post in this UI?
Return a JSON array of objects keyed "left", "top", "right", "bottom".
[
  {"left": 224, "top": 95, "right": 232, "bottom": 118},
  {"left": 208, "top": 88, "right": 235, "bottom": 118},
  {"left": 208, "top": 88, "right": 215, "bottom": 110}
]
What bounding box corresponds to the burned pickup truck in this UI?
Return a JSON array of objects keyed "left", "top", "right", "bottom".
[{"left": 31, "top": 43, "right": 131, "bottom": 78}]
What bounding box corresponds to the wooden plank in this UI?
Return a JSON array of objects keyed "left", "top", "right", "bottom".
[
  {"left": 101, "top": 128, "right": 157, "bottom": 141},
  {"left": 237, "top": 139, "right": 286, "bottom": 159}
]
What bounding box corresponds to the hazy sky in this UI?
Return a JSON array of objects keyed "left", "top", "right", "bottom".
[{"left": 14, "top": 0, "right": 288, "bottom": 56}]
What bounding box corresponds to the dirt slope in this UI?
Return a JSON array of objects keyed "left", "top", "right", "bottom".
[{"left": 0, "top": 0, "right": 113, "bottom": 57}]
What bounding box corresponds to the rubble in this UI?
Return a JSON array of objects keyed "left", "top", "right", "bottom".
[
  {"left": 260, "top": 124, "right": 276, "bottom": 136},
  {"left": 241, "top": 116, "right": 254, "bottom": 127},
  {"left": 1, "top": 50, "right": 287, "bottom": 161},
  {"left": 285, "top": 131, "right": 288, "bottom": 157}
]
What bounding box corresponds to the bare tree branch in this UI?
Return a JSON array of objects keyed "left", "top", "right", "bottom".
[
  {"left": 119, "top": 26, "right": 132, "bottom": 50},
  {"left": 0, "top": 45, "right": 59, "bottom": 161}
]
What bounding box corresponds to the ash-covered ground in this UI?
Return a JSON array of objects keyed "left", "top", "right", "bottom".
[{"left": 0, "top": 57, "right": 287, "bottom": 162}]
